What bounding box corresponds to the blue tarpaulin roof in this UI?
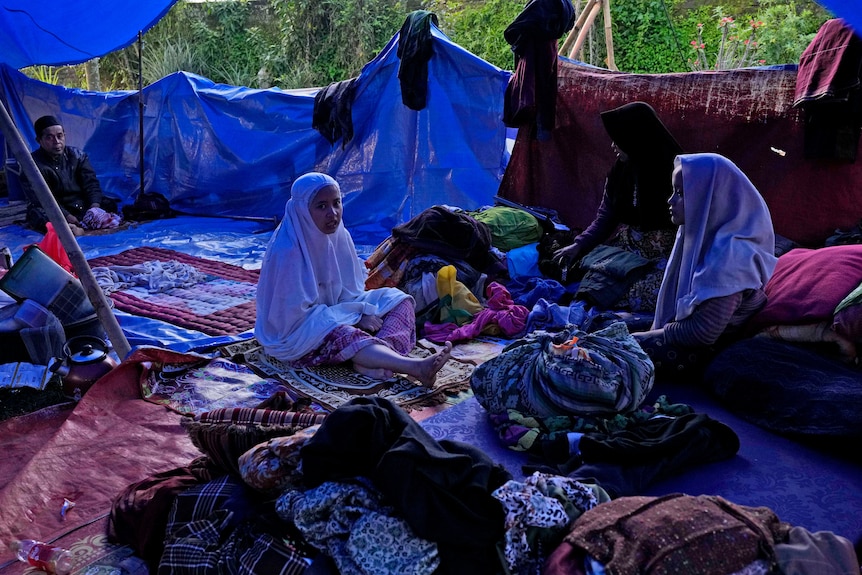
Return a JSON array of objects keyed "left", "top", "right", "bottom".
[
  {"left": 0, "top": 0, "right": 179, "bottom": 69},
  {"left": 0, "top": 25, "right": 513, "bottom": 246},
  {"left": 819, "top": 0, "right": 862, "bottom": 36}
]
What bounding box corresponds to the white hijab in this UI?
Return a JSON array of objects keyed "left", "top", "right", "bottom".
[
  {"left": 255, "top": 173, "right": 411, "bottom": 361},
  {"left": 653, "top": 153, "right": 777, "bottom": 329}
]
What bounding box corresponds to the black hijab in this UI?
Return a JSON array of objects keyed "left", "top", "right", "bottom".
[{"left": 600, "top": 101, "right": 683, "bottom": 231}]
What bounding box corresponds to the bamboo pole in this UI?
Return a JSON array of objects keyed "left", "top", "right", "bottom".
[
  {"left": 602, "top": 0, "right": 617, "bottom": 70},
  {"left": 568, "top": 0, "right": 603, "bottom": 60},
  {"left": 0, "top": 101, "right": 132, "bottom": 360},
  {"left": 560, "top": 0, "right": 600, "bottom": 57}
]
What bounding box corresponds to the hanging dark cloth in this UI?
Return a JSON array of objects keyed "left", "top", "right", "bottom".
[
  {"left": 502, "top": 0, "right": 575, "bottom": 141},
  {"left": 793, "top": 18, "right": 862, "bottom": 162},
  {"left": 397, "top": 10, "right": 439, "bottom": 111},
  {"left": 312, "top": 78, "right": 358, "bottom": 147}
]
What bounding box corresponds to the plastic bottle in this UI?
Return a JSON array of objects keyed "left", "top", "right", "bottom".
[{"left": 11, "top": 539, "right": 73, "bottom": 575}]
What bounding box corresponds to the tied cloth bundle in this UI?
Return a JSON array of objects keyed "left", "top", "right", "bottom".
[{"left": 82, "top": 207, "right": 122, "bottom": 230}]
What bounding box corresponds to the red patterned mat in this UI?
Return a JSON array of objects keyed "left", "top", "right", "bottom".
[{"left": 87, "top": 247, "right": 259, "bottom": 336}]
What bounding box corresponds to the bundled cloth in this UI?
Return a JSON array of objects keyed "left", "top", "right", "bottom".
[
  {"left": 82, "top": 206, "right": 122, "bottom": 230},
  {"left": 471, "top": 322, "right": 654, "bottom": 419}
]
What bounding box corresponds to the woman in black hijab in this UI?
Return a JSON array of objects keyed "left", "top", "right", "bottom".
[{"left": 553, "top": 101, "right": 683, "bottom": 312}]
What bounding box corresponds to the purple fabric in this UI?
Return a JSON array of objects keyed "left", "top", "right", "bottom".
[
  {"left": 425, "top": 283, "right": 529, "bottom": 343},
  {"left": 794, "top": 18, "right": 862, "bottom": 105}
]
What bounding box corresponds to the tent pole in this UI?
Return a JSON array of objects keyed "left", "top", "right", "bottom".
[
  {"left": 568, "top": 0, "right": 603, "bottom": 60},
  {"left": 603, "top": 0, "right": 617, "bottom": 70},
  {"left": 560, "top": 0, "right": 599, "bottom": 57},
  {"left": 0, "top": 100, "right": 132, "bottom": 360},
  {"left": 137, "top": 31, "right": 145, "bottom": 197}
]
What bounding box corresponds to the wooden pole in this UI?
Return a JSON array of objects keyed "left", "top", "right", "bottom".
[
  {"left": 603, "top": 0, "right": 617, "bottom": 70},
  {"left": 568, "top": 0, "right": 603, "bottom": 60},
  {"left": 138, "top": 32, "right": 145, "bottom": 198},
  {"left": 0, "top": 101, "right": 132, "bottom": 360},
  {"left": 560, "top": 0, "right": 600, "bottom": 57}
]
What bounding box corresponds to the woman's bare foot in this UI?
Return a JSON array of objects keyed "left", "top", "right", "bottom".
[
  {"left": 416, "top": 341, "right": 453, "bottom": 388},
  {"left": 353, "top": 362, "right": 394, "bottom": 380}
]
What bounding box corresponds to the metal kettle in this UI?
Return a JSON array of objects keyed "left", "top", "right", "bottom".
[{"left": 49, "top": 335, "right": 119, "bottom": 400}]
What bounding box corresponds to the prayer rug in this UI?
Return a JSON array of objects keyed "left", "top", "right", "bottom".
[
  {"left": 87, "top": 247, "right": 259, "bottom": 336},
  {"left": 224, "top": 337, "right": 502, "bottom": 414},
  {"left": 139, "top": 355, "right": 315, "bottom": 417},
  {"left": 67, "top": 531, "right": 147, "bottom": 575},
  {"left": 0, "top": 521, "right": 148, "bottom": 575}
]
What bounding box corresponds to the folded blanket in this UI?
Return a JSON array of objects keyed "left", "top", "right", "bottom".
[{"left": 92, "top": 260, "right": 206, "bottom": 294}]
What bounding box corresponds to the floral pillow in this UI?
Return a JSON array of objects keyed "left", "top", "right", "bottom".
[
  {"left": 239, "top": 425, "right": 321, "bottom": 494},
  {"left": 181, "top": 407, "right": 327, "bottom": 476}
]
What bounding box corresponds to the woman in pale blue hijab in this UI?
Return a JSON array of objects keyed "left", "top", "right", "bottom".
[
  {"left": 633, "top": 153, "right": 778, "bottom": 379},
  {"left": 255, "top": 172, "right": 452, "bottom": 387}
]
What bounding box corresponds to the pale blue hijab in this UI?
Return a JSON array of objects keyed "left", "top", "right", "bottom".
[{"left": 653, "top": 153, "right": 778, "bottom": 328}]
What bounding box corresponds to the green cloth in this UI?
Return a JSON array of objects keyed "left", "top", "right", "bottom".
[{"left": 470, "top": 207, "right": 542, "bottom": 251}]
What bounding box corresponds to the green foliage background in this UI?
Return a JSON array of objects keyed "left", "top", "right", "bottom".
[{"left": 24, "top": 0, "right": 835, "bottom": 90}]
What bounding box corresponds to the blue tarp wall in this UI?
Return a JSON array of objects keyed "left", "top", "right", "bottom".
[{"left": 0, "top": 25, "right": 512, "bottom": 246}]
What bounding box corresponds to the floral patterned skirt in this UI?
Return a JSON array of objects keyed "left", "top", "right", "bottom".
[
  {"left": 607, "top": 225, "right": 676, "bottom": 313},
  {"left": 290, "top": 299, "right": 416, "bottom": 368}
]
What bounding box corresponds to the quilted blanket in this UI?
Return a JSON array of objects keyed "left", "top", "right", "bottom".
[{"left": 88, "top": 247, "right": 259, "bottom": 336}]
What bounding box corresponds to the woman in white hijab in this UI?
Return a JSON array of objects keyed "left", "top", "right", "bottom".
[
  {"left": 633, "top": 153, "right": 778, "bottom": 378},
  {"left": 255, "top": 172, "right": 452, "bottom": 386}
]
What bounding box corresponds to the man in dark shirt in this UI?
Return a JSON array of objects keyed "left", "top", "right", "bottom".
[{"left": 22, "top": 115, "right": 118, "bottom": 234}]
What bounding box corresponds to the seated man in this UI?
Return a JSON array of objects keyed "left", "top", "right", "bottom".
[{"left": 22, "top": 115, "right": 120, "bottom": 235}]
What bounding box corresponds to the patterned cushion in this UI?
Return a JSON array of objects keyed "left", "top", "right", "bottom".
[
  {"left": 239, "top": 425, "right": 321, "bottom": 493},
  {"left": 181, "top": 407, "right": 328, "bottom": 475}
]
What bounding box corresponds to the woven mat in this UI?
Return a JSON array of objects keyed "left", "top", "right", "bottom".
[
  {"left": 67, "top": 531, "right": 147, "bottom": 575},
  {"left": 223, "top": 337, "right": 501, "bottom": 413},
  {"left": 0, "top": 524, "right": 148, "bottom": 575},
  {"left": 87, "top": 247, "right": 259, "bottom": 336},
  {"left": 139, "top": 356, "right": 318, "bottom": 416}
]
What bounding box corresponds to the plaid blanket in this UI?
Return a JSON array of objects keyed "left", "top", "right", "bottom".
[{"left": 160, "top": 475, "right": 311, "bottom": 574}]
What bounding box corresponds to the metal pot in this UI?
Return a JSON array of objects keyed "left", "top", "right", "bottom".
[{"left": 50, "top": 335, "right": 119, "bottom": 399}]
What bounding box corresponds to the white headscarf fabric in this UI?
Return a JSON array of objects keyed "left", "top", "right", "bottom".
[
  {"left": 255, "top": 172, "right": 411, "bottom": 361},
  {"left": 653, "top": 153, "right": 778, "bottom": 329}
]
